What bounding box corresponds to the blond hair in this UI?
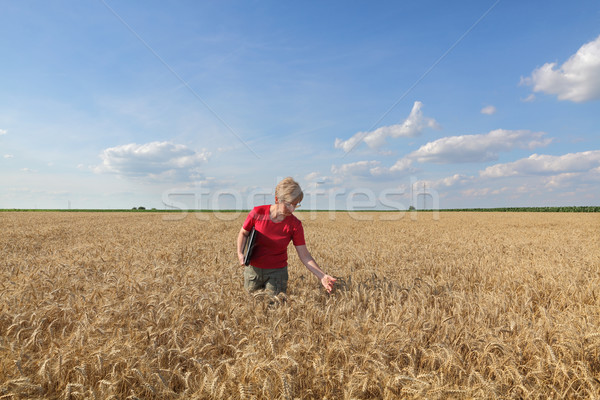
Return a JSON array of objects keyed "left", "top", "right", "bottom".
[{"left": 275, "top": 177, "right": 303, "bottom": 204}]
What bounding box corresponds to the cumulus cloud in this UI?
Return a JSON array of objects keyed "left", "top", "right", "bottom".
[
  {"left": 461, "top": 187, "right": 493, "bottom": 198},
  {"left": 407, "top": 129, "right": 551, "bottom": 164},
  {"left": 334, "top": 101, "right": 439, "bottom": 152},
  {"left": 304, "top": 172, "right": 322, "bottom": 182},
  {"left": 416, "top": 150, "right": 600, "bottom": 205},
  {"left": 94, "top": 141, "right": 210, "bottom": 181},
  {"left": 543, "top": 172, "right": 581, "bottom": 189},
  {"left": 481, "top": 105, "right": 497, "bottom": 115},
  {"left": 409, "top": 174, "right": 473, "bottom": 195},
  {"left": 330, "top": 160, "right": 381, "bottom": 177},
  {"left": 4, "top": 154, "right": 13, "bottom": 159},
  {"left": 323, "top": 158, "right": 415, "bottom": 182},
  {"left": 0, "top": 129, "right": 7, "bottom": 135},
  {"left": 334, "top": 135, "right": 361, "bottom": 154},
  {"left": 370, "top": 158, "right": 414, "bottom": 176},
  {"left": 328, "top": 129, "right": 553, "bottom": 182},
  {"left": 304, "top": 172, "right": 335, "bottom": 184},
  {"left": 438, "top": 173, "right": 471, "bottom": 188},
  {"left": 480, "top": 150, "right": 600, "bottom": 178},
  {"left": 522, "top": 35, "right": 600, "bottom": 102}
]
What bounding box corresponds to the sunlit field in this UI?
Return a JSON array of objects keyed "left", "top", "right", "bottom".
[{"left": 1, "top": 211, "right": 599, "bottom": 399}]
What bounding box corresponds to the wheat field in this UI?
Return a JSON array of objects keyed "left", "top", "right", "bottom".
[{"left": 1, "top": 211, "right": 599, "bottom": 399}]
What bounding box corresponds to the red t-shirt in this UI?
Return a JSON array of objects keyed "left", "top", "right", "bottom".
[{"left": 242, "top": 205, "right": 306, "bottom": 269}]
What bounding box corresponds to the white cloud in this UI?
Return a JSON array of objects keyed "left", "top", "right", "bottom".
[
  {"left": 370, "top": 158, "right": 414, "bottom": 176},
  {"left": 407, "top": 129, "right": 551, "bottom": 164},
  {"left": 330, "top": 160, "right": 381, "bottom": 177},
  {"left": 543, "top": 172, "right": 581, "bottom": 189},
  {"left": 320, "top": 158, "right": 412, "bottom": 184},
  {"left": 94, "top": 141, "right": 210, "bottom": 181},
  {"left": 422, "top": 151, "right": 600, "bottom": 206},
  {"left": 304, "top": 172, "right": 334, "bottom": 184},
  {"left": 328, "top": 129, "right": 553, "bottom": 183},
  {"left": 438, "top": 173, "right": 471, "bottom": 187},
  {"left": 521, "top": 94, "right": 536, "bottom": 102},
  {"left": 0, "top": 129, "right": 7, "bottom": 135},
  {"left": 4, "top": 154, "right": 13, "bottom": 159},
  {"left": 304, "top": 172, "right": 322, "bottom": 182},
  {"left": 480, "top": 150, "right": 600, "bottom": 178},
  {"left": 389, "top": 157, "right": 414, "bottom": 172},
  {"left": 461, "top": 187, "right": 492, "bottom": 198},
  {"left": 302, "top": 172, "right": 335, "bottom": 190},
  {"left": 334, "top": 135, "right": 361, "bottom": 154},
  {"left": 334, "top": 101, "right": 439, "bottom": 152},
  {"left": 522, "top": 35, "right": 600, "bottom": 102},
  {"left": 411, "top": 174, "right": 473, "bottom": 193},
  {"left": 481, "top": 105, "right": 497, "bottom": 115}
]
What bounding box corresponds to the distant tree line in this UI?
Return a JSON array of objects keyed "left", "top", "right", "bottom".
[{"left": 438, "top": 206, "right": 600, "bottom": 212}]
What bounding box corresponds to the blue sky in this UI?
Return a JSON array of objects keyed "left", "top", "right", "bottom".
[{"left": 1, "top": 1, "right": 599, "bottom": 210}]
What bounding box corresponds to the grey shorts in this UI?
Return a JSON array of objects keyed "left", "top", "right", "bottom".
[{"left": 244, "top": 265, "right": 288, "bottom": 295}]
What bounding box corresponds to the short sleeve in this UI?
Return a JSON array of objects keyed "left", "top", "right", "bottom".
[
  {"left": 242, "top": 209, "right": 256, "bottom": 231},
  {"left": 291, "top": 220, "right": 306, "bottom": 246}
]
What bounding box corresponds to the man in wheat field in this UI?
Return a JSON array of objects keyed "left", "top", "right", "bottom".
[{"left": 236, "top": 177, "right": 336, "bottom": 295}]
